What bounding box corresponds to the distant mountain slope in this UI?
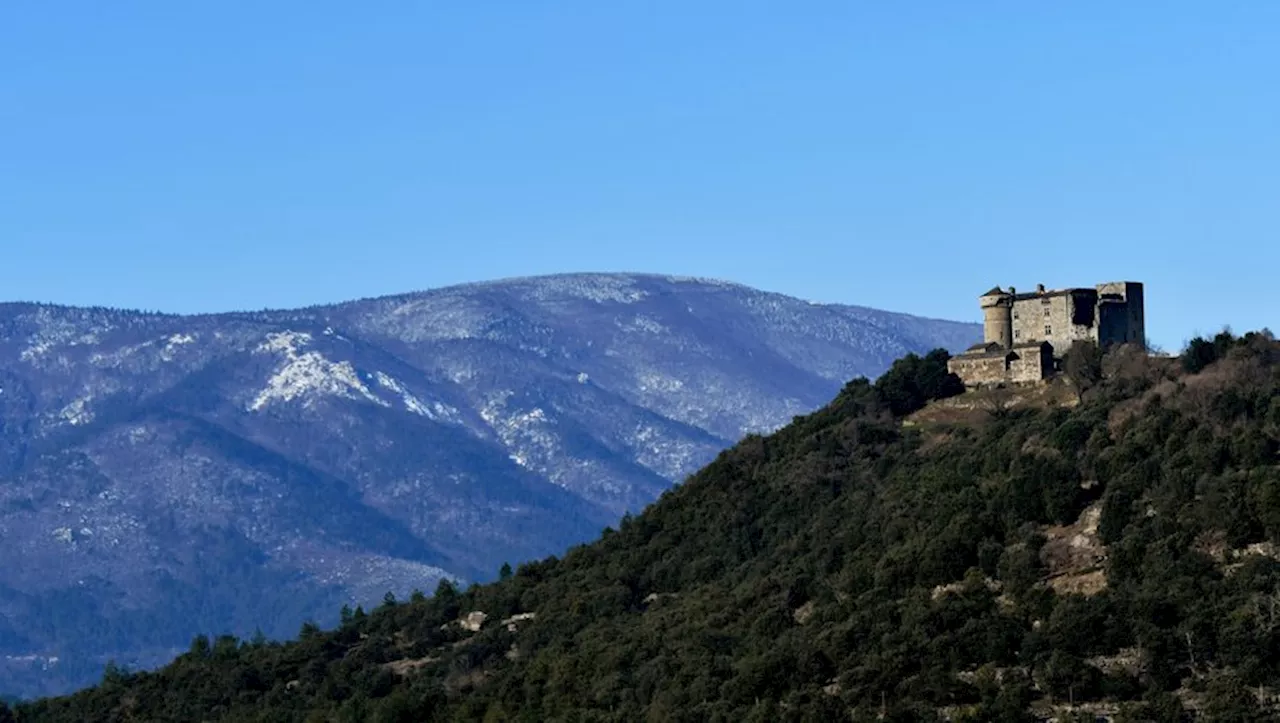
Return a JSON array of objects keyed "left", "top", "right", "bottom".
[{"left": 0, "top": 273, "right": 978, "bottom": 696}]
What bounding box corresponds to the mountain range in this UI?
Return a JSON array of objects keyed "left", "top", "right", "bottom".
[{"left": 0, "top": 272, "right": 978, "bottom": 697}]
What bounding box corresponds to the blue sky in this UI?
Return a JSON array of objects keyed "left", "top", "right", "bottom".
[{"left": 3, "top": 2, "right": 1277, "bottom": 350}]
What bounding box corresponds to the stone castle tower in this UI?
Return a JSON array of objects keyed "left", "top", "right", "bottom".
[
  {"left": 980, "top": 287, "right": 1014, "bottom": 350},
  {"left": 949, "top": 281, "right": 1145, "bottom": 388}
]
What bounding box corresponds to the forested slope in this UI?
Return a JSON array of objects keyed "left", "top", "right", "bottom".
[{"left": 14, "top": 333, "right": 1280, "bottom": 722}]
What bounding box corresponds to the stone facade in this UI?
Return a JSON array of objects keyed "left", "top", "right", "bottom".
[
  {"left": 948, "top": 281, "right": 1144, "bottom": 388},
  {"left": 947, "top": 341, "right": 1054, "bottom": 388}
]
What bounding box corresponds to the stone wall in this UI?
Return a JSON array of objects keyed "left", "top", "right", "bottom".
[
  {"left": 1098, "top": 303, "right": 1129, "bottom": 347},
  {"left": 1011, "top": 292, "right": 1097, "bottom": 352},
  {"left": 948, "top": 344, "right": 1052, "bottom": 388},
  {"left": 1007, "top": 343, "right": 1053, "bottom": 384},
  {"left": 948, "top": 354, "right": 1008, "bottom": 388}
]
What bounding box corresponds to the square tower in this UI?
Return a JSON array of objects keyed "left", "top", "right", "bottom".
[{"left": 1095, "top": 281, "right": 1145, "bottom": 347}]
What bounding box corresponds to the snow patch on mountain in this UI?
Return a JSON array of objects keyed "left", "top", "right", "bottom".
[
  {"left": 630, "top": 424, "right": 711, "bottom": 480},
  {"left": 255, "top": 331, "right": 313, "bottom": 356},
  {"left": 88, "top": 339, "right": 154, "bottom": 367},
  {"left": 620, "top": 314, "right": 668, "bottom": 335},
  {"left": 637, "top": 372, "right": 685, "bottom": 393},
  {"left": 250, "top": 331, "right": 387, "bottom": 411},
  {"left": 373, "top": 372, "right": 461, "bottom": 422},
  {"left": 160, "top": 333, "right": 195, "bottom": 360},
  {"left": 59, "top": 397, "right": 94, "bottom": 426},
  {"left": 523, "top": 274, "right": 648, "bottom": 304},
  {"left": 298, "top": 551, "right": 454, "bottom": 603},
  {"left": 480, "top": 395, "right": 561, "bottom": 476},
  {"left": 20, "top": 340, "right": 57, "bottom": 363}
]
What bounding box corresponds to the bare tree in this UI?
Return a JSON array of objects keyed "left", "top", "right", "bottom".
[
  {"left": 982, "top": 386, "right": 1014, "bottom": 418},
  {"left": 1063, "top": 341, "right": 1103, "bottom": 402}
]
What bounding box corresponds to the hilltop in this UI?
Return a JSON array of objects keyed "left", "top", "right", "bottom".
[
  {"left": 15, "top": 330, "right": 1280, "bottom": 721},
  {"left": 0, "top": 273, "right": 977, "bottom": 696}
]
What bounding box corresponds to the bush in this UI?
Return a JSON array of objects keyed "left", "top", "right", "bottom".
[{"left": 875, "top": 349, "right": 965, "bottom": 416}]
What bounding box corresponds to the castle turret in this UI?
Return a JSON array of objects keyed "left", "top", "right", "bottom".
[{"left": 980, "top": 286, "right": 1014, "bottom": 349}]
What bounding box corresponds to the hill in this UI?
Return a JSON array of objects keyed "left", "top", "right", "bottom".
[
  {"left": 0, "top": 273, "right": 978, "bottom": 697},
  {"left": 14, "top": 331, "right": 1280, "bottom": 721}
]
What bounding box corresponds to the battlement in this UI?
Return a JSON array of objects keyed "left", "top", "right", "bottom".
[{"left": 948, "top": 281, "right": 1145, "bottom": 388}]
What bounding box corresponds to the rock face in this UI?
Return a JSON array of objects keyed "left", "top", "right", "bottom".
[
  {"left": 458, "top": 612, "right": 488, "bottom": 633},
  {"left": 0, "top": 273, "right": 978, "bottom": 696}
]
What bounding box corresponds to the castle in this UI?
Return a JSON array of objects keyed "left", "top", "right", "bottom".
[{"left": 947, "top": 281, "right": 1145, "bottom": 387}]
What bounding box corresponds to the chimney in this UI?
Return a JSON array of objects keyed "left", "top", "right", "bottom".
[{"left": 1036, "top": 283, "right": 1046, "bottom": 293}]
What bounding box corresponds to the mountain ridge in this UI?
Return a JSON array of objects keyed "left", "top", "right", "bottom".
[
  {"left": 4, "top": 272, "right": 965, "bottom": 327},
  {"left": 0, "top": 273, "right": 978, "bottom": 697}
]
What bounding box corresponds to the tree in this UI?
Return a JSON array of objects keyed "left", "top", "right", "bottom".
[
  {"left": 212, "top": 634, "right": 239, "bottom": 659},
  {"left": 1182, "top": 329, "right": 1240, "bottom": 374},
  {"left": 1182, "top": 336, "right": 1220, "bottom": 374},
  {"left": 100, "top": 660, "right": 130, "bottom": 687},
  {"left": 981, "top": 387, "right": 1014, "bottom": 419},
  {"left": 874, "top": 348, "right": 965, "bottom": 416},
  {"left": 1038, "top": 650, "right": 1102, "bottom": 704},
  {"left": 1202, "top": 672, "right": 1266, "bottom": 722},
  {"left": 499, "top": 562, "right": 513, "bottom": 581},
  {"left": 1063, "top": 341, "right": 1103, "bottom": 401},
  {"left": 188, "top": 634, "right": 211, "bottom": 658},
  {"left": 435, "top": 578, "right": 459, "bottom": 601}
]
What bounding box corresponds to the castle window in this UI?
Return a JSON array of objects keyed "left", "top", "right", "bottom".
[
  {"left": 1044, "top": 325, "right": 1052, "bottom": 336},
  {"left": 1014, "top": 330, "right": 1020, "bottom": 339},
  {"left": 1044, "top": 308, "right": 1051, "bottom": 317}
]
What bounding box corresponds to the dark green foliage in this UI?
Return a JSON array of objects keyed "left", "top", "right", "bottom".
[
  {"left": 14, "top": 336, "right": 1280, "bottom": 721},
  {"left": 1202, "top": 672, "right": 1270, "bottom": 722},
  {"left": 1181, "top": 329, "right": 1275, "bottom": 374},
  {"left": 1182, "top": 337, "right": 1220, "bottom": 374},
  {"left": 873, "top": 348, "right": 965, "bottom": 416}
]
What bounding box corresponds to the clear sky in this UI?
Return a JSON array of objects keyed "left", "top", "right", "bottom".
[{"left": 3, "top": 3, "right": 1277, "bottom": 350}]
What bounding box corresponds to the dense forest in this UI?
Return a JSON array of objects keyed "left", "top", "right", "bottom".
[{"left": 10, "top": 331, "right": 1280, "bottom": 721}]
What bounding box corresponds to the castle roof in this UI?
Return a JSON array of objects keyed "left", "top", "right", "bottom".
[
  {"left": 952, "top": 351, "right": 1007, "bottom": 360},
  {"left": 980, "top": 286, "right": 1006, "bottom": 297},
  {"left": 954, "top": 339, "right": 1051, "bottom": 360},
  {"left": 964, "top": 341, "right": 1004, "bottom": 353}
]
